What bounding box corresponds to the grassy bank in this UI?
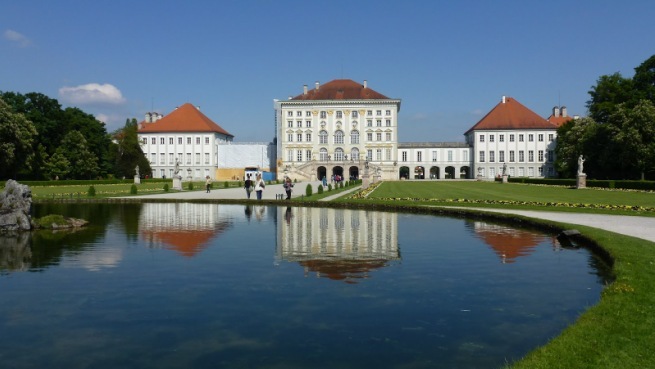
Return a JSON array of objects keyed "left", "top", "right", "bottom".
[
  {"left": 340, "top": 181, "right": 655, "bottom": 368},
  {"left": 353, "top": 180, "right": 655, "bottom": 216}
]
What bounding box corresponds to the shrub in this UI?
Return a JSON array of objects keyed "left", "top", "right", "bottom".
[
  {"left": 339, "top": 182, "right": 344, "bottom": 189},
  {"left": 87, "top": 185, "right": 96, "bottom": 197},
  {"left": 318, "top": 185, "right": 324, "bottom": 194},
  {"left": 130, "top": 184, "right": 138, "bottom": 194},
  {"left": 188, "top": 182, "right": 194, "bottom": 190},
  {"left": 224, "top": 181, "right": 229, "bottom": 188},
  {"left": 163, "top": 183, "right": 169, "bottom": 192},
  {"left": 328, "top": 184, "right": 332, "bottom": 191},
  {"left": 305, "top": 184, "right": 313, "bottom": 197},
  {"left": 294, "top": 178, "right": 297, "bottom": 183}
]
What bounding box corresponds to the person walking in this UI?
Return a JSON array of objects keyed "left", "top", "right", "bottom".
[
  {"left": 244, "top": 174, "right": 253, "bottom": 199},
  {"left": 283, "top": 177, "right": 294, "bottom": 200},
  {"left": 254, "top": 173, "right": 265, "bottom": 200},
  {"left": 205, "top": 176, "right": 212, "bottom": 193}
]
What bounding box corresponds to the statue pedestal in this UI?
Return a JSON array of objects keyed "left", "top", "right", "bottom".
[
  {"left": 576, "top": 174, "right": 586, "bottom": 189},
  {"left": 134, "top": 175, "right": 140, "bottom": 185},
  {"left": 173, "top": 177, "right": 183, "bottom": 191},
  {"left": 502, "top": 174, "right": 508, "bottom": 183},
  {"left": 362, "top": 169, "right": 370, "bottom": 189}
]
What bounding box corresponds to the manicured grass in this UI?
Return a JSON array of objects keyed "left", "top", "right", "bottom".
[
  {"left": 357, "top": 181, "right": 655, "bottom": 216},
  {"left": 30, "top": 181, "right": 244, "bottom": 199}
]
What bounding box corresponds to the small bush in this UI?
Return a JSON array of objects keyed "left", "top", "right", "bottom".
[
  {"left": 87, "top": 185, "right": 96, "bottom": 197},
  {"left": 339, "top": 182, "right": 344, "bottom": 189},
  {"left": 318, "top": 185, "right": 324, "bottom": 194},
  {"left": 305, "top": 184, "right": 313, "bottom": 196},
  {"left": 163, "top": 183, "right": 169, "bottom": 192},
  {"left": 294, "top": 178, "right": 297, "bottom": 183},
  {"left": 328, "top": 184, "right": 332, "bottom": 191},
  {"left": 130, "top": 184, "right": 138, "bottom": 194},
  {"left": 188, "top": 182, "right": 194, "bottom": 190}
]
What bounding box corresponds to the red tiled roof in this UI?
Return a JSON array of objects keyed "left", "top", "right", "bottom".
[
  {"left": 465, "top": 97, "right": 557, "bottom": 134},
  {"left": 290, "top": 79, "right": 390, "bottom": 100},
  {"left": 547, "top": 114, "right": 574, "bottom": 127},
  {"left": 138, "top": 103, "right": 233, "bottom": 136}
]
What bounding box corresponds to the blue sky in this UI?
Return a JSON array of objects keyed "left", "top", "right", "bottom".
[{"left": 1, "top": 0, "right": 653, "bottom": 142}]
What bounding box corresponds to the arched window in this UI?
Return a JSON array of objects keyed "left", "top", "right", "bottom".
[
  {"left": 319, "top": 130, "right": 328, "bottom": 144},
  {"left": 334, "top": 148, "right": 344, "bottom": 161},
  {"left": 319, "top": 148, "right": 328, "bottom": 161},
  {"left": 350, "top": 130, "right": 359, "bottom": 144},
  {"left": 334, "top": 130, "right": 344, "bottom": 144},
  {"left": 351, "top": 148, "right": 360, "bottom": 161}
]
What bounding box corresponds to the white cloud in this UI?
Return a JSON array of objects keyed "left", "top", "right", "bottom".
[
  {"left": 3, "top": 29, "right": 31, "bottom": 47},
  {"left": 470, "top": 109, "right": 484, "bottom": 116},
  {"left": 58, "top": 83, "right": 126, "bottom": 105},
  {"left": 95, "top": 113, "right": 110, "bottom": 123}
]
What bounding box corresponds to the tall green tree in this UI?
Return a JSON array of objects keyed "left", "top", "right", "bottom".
[
  {"left": 0, "top": 98, "right": 38, "bottom": 179},
  {"left": 610, "top": 100, "right": 655, "bottom": 180},
  {"left": 62, "top": 107, "right": 112, "bottom": 177},
  {"left": 109, "top": 118, "right": 151, "bottom": 178},
  {"left": 55, "top": 130, "right": 99, "bottom": 179},
  {"left": 587, "top": 73, "right": 636, "bottom": 124},
  {"left": 633, "top": 54, "right": 655, "bottom": 102}
]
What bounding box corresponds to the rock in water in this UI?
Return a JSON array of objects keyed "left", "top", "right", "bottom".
[{"left": 0, "top": 180, "right": 33, "bottom": 232}]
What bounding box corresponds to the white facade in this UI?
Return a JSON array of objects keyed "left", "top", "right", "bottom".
[
  {"left": 397, "top": 143, "right": 473, "bottom": 179},
  {"left": 139, "top": 131, "right": 232, "bottom": 180},
  {"left": 467, "top": 129, "right": 557, "bottom": 179},
  {"left": 275, "top": 80, "right": 402, "bottom": 181}
]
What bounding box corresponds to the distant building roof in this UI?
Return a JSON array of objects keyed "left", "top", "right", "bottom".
[
  {"left": 465, "top": 96, "right": 557, "bottom": 134},
  {"left": 138, "top": 103, "right": 233, "bottom": 136},
  {"left": 289, "top": 79, "right": 391, "bottom": 100}
]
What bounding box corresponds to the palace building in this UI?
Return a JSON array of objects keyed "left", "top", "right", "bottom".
[{"left": 139, "top": 79, "right": 569, "bottom": 181}]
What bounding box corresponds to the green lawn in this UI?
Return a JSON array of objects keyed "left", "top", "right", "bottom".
[{"left": 357, "top": 181, "right": 655, "bottom": 215}]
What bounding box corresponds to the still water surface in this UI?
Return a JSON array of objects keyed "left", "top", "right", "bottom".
[{"left": 0, "top": 203, "right": 610, "bottom": 369}]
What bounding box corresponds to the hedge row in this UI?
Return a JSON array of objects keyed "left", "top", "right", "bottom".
[{"left": 0, "top": 178, "right": 171, "bottom": 187}]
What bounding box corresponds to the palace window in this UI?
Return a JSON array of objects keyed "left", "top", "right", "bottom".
[
  {"left": 287, "top": 111, "right": 293, "bottom": 117},
  {"left": 319, "top": 130, "right": 328, "bottom": 144},
  {"left": 306, "top": 111, "right": 312, "bottom": 117},
  {"left": 306, "top": 149, "right": 311, "bottom": 160},
  {"left": 334, "top": 130, "right": 344, "bottom": 144},
  {"left": 367, "top": 150, "right": 373, "bottom": 161},
  {"left": 489, "top": 135, "right": 495, "bottom": 143},
  {"left": 548, "top": 134, "right": 554, "bottom": 141},
  {"left": 297, "top": 133, "right": 302, "bottom": 142},
  {"left": 499, "top": 150, "right": 505, "bottom": 162},
  {"left": 539, "top": 134, "right": 544, "bottom": 142},
  {"left": 528, "top": 150, "right": 534, "bottom": 162},
  {"left": 178, "top": 137, "right": 182, "bottom": 144},
  {"left": 320, "top": 111, "right": 326, "bottom": 119},
  {"left": 417, "top": 151, "right": 422, "bottom": 162},
  {"left": 287, "top": 133, "right": 293, "bottom": 142},
  {"left": 367, "top": 133, "right": 373, "bottom": 141},
  {"left": 306, "top": 133, "right": 312, "bottom": 142},
  {"left": 479, "top": 151, "right": 485, "bottom": 162},
  {"left": 489, "top": 151, "right": 495, "bottom": 162},
  {"left": 386, "top": 119, "right": 391, "bottom": 126},
  {"left": 297, "top": 121, "right": 302, "bottom": 128},
  {"left": 350, "top": 130, "right": 359, "bottom": 144},
  {"left": 402, "top": 151, "right": 407, "bottom": 162},
  {"left": 160, "top": 153, "right": 165, "bottom": 164},
  {"left": 352, "top": 111, "right": 358, "bottom": 118},
  {"left": 538, "top": 150, "right": 544, "bottom": 161},
  {"left": 367, "top": 110, "right": 372, "bottom": 116},
  {"left": 386, "top": 148, "right": 391, "bottom": 160},
  {"left": 351, "top": 148, "right": 360, "bottom": 160},
  {"left": 509, "top": 134, "right": 515, "bottom": 142},
  {"left": 287, "top": 121, "right": 293, "bottom": 128},
  {"left": 319, "top": 148, "right": 328, "bottom": 161},
  {"left": 186, "top": 153, "right": 191, "bottom": 164},
  {"left": 499, "top": 134, "right": 504, "bottom": 142},
  {"left": 376, "top": 132, "right": 382, "bottom": 141},
  {"left": 205, "top": 153, "right": 210, "bottom": 164},
  {"left": 547, "top": 150, "right": 554, "bottom": 162},
  {"left": 386, "top": 132, "right": 392, "bottom": 141},
  {"left": 376, "top": 119, "right": 382, "bottom": 127},
  {"left": 386, "top": 110, "right": 391, "bottom": 115},
  {"left": 334, "top": 148, "right": 344, "bottom": 161},
  {"left": 528, "top": 134, "right": 534, "bottom": 142},
  {"left": 432, "top": 151, "right": 437, "bottom": 162},
  {"left": 376, "top": 110, "right": 382, "bottom": 116},
  {"left": 306, "top": 120, "right": 311, "bottom": 127},
  {"left": 297, "top": 150, "right": 303, "bottom": 161},
  {"left": 187, "top": 137, "right": 191, "bottom": 144},
  {"left": 518, "top": 134, "right": 524, "bottom": 142},
  {"left": 160, "top": 137, "right": 165, "bottom": 145},
  {"left": 509, "top": 151, "right": 515, "bottom": 162},
  {"left": 169, "top": 137, "right": 174, "bottom": 144},
  {"left": 287, "top": 150, "right": 293, "bottom": 162},
  {"left": 376, "top": 149, "right": 382, "bottom": 160},
  {"left": 336, "top": 111, "right": 343, "bottom": 118},
  {"left": 479, "top": 135, "right": 485, "bottom": 142},
  {"left": 297, "top": 111, "right": 302, "bottom": 117},
  {"left": 519, "top": 150, "right": 524, "bottom": 162},
  {"left": 195, "top": 153, "right": 200, "bottom": 164},
  {"left": 448, "top": 150, "right": 453, "bottom": 162}
]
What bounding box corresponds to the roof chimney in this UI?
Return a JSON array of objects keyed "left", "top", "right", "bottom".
[
  {"left": 315, "top": 81, "right": 320, "bottom": 91},
  {"left": 501, "top": 96, "right": 506, "bottom": 104},
  {"left": 553, "top": 106, "right": 560, "bottom": 117},
  {"left": 363, "top": 80, "right": 368, "bottom": 88},
  {"left": 303, "top": 85, "right": 308, "bottom": 95},
  {"left": 196, "top": 105, "right": 200, "bottom": 111},
  {"left": 561, "top": 106, "right": 567, "bottom": 117}
]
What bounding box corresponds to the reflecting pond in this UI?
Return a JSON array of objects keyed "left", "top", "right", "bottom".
[{"left": 0, "top": 203, "right": 611, "bottom": 369}]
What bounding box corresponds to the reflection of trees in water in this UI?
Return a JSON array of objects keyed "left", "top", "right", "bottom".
[{"left": 0, "top": 233, "right": 32, "bottom": 273}]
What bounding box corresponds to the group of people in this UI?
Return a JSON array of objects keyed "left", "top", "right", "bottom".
[
  {"left": 243, "top": 173, "right": 293, "bottom": 200},
  {"left": 204, "top": 173, "right": 295, "bottom": 200}
]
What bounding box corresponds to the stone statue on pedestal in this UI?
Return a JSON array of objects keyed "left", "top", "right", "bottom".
[{"left": 577, "top": 155, "right": 585, "bottom": 175}]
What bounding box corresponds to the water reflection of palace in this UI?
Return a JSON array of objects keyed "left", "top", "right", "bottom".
[
  {"left": 469, "top": 221, "right": 556, "bottom": 263},
  {"left": 277, "top": 207, "right": 399, "bottom": 283},
  {"left": 139, "top": 203, "right": 231, "bottom": 257}
]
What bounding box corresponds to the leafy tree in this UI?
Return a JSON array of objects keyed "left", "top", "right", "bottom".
[
  {"left": 44, "top": 151, "right": 70, "bottom": 179},
  {"left": 633, "top": 54, "right": 655, "bottom": 102},
  {"left": 610, "top": 100, "right": 655, "bottom": 180},
  {"left": 587, "top": 73, "right": 636, "bottom": 124},
  {"left": 0, "top": 98, "right": 38, "bottom": 179},
  {"left": 62, "top": 107, "right": 112, "bottom": 177},
  {"left": 55, "top": 130, "right": 99, "bottom": 179},
  {"left": 110, "top": 118, "right": 151, "bottom": 178}
]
